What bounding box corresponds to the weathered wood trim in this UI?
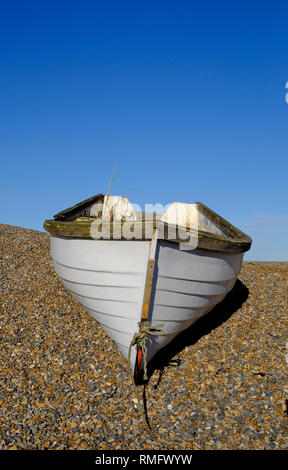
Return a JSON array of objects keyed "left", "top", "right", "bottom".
[
  {"left": 196, "top": 202, "right": 250, "bottom": 240},
  {"left": 53, "top": 194, "right": 104, "bottom": 221},
  {"left": 43, "top": 213, "right": 252, "bottom": 253},
  {"left": 134, "top": 258, "right": 156, "bottom": 382},
  {"left": 44, "top": 219, "right": 153, "bottom": 239}
]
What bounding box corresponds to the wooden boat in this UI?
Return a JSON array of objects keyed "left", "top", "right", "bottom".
[{"left": 44, "top": 194, "right": 251, "bottom": 380}]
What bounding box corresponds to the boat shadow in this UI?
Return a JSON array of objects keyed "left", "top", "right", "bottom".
[{"left": 145, "top": 279, "right": 249, "bottom": 387}]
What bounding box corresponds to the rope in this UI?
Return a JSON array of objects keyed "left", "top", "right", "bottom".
[{"left": 128, "top": 321, "right": 164, "bottom": 440}]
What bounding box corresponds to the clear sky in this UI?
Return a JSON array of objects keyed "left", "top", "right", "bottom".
[{"left": 1, "top": 1, "right": 287, "bottom": 260}]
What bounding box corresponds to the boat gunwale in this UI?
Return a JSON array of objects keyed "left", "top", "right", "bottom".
[{"left": 43, "top": 202, "right": 252, "bottom": 254}]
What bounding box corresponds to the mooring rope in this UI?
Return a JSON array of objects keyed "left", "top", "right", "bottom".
[{"left": 128, "top": 321, "right": 164, "bottom": 440}]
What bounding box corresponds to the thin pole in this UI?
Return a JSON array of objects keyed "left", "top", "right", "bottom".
[{"left": 103, "top": 165, "right": 117, "bottom": 220}]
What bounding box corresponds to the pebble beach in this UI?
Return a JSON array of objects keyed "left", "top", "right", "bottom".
[{"left": 0, "top": 223, "right": 287, "bottom": 450}]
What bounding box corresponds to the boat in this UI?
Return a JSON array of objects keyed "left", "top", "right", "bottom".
[{"left": 44, "top": 194, "right": 252, "bottom": 381}]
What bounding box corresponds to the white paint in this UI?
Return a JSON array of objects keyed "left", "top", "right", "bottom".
[{"left": 50, "top": 236, "right": 244, "bottom": 370}]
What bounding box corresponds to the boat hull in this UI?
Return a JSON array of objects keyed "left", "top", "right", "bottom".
[{"left": 50, "top": 236, "right": 243, "bottom": 369}]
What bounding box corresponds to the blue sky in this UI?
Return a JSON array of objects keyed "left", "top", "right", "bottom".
[{"left": 0, "top": 1, "right": 287, "bottom": 260}]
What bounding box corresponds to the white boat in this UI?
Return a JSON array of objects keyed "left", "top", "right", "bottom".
[{"left": 44, "top": 194, "right": 251, "bottom": 381}]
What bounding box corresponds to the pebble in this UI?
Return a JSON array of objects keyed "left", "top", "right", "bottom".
[{"left": 0, "top": 224, "right": 287, "bottom": 449}]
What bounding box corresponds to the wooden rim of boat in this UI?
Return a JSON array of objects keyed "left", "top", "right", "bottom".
[{"left": 43, "top": 194, "right": 252, "bottom": 254}]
